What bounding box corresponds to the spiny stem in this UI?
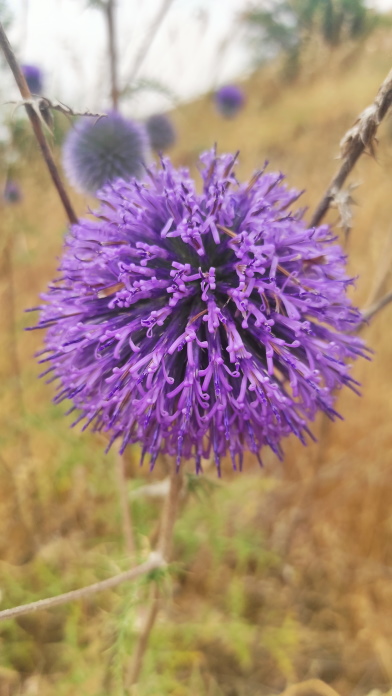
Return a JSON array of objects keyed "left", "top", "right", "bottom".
[
  {"left": 310, "top": 65, "right": 392, "bottom": 228},
  {"left": 0, "top": 553, "right": 164, "bottom": 622},
  {"left": 116, "top": 451, "right": 136, "bottom": 557},
  {"left": 1, "top": 236, "right": 31, "bottom": 461},
  {"left": 126, "top": 465, "right": 183, "bottom": 687},
  {"left": 0, "top": 22, "right": 78, "bottom": 226},
  {"left": 126, "top": 583, "right": 160, "bottom": 689}
]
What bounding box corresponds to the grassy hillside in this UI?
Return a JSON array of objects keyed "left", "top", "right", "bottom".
[{"left": 1, "top": 27, "right": 392, "bottom": 695}]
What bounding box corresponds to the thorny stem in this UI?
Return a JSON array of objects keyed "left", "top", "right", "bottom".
[
  {"left": 126, "top": 466, "right": 184, "bottom": 688},
  {"left": 1, "top": 233, "right": 31, "bottom": 461},
  {"left": 0, "top": 554, "right": 164, "bottom": 622},
  {"left": 310, "top": 65, "right": 392, "bottom": 228},
  {"left": 0, "top": 22, "right": 78, "bottom": 226},
  {"left": 116, "top": 452, "right": 136, "bottom": 557},
  {"left": 106, "top": 0, "right": 119, "bottom": 110},
  {"left": 125, "top": 0, "right": 175, "bottom": 85},
  {"left": 126, "top": 584, "right": 160, "bottom": 690}
]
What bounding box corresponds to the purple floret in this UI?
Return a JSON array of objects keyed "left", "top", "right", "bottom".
[
  {"left": 3, "top": 180, "right": 21, "bottom": 204},
  {"left": 214, "top": 85, "right": 245, "bottom": 118},
  {"left": 36, "top": 149, "right": 367, "bottom": 474},
  {"left": 21, "top": 64, "right": 43, "bottom": 94}
]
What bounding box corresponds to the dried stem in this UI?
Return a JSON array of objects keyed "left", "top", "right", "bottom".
[
  {"left": 126, "top": 0, "right": 175, "bottom": 85},
  {"left": 0, "top": 553, "right": 164, "bottom": 622},
  {"left": 359, "top": 290, "right": 392, "bottom": 326},
  {"left": 126, "top": 583, "right": 160, "bottom": 690},
  {"left": 0, "top": 22, "right": 78, "bottom": 225},
  {"left": 310, "top": 65, "right": 392, "bottom": 228},
  {"left": 116, "top": 451, "right": 136, "bottom": 557},
  {"left": 126, "top": 466, "right": 183, "bottom": 687},
  {"left": 106, "top": 0, "right": 119, "bottom": 110},
  {"left": 0, "top": 232, "right": 31, "bottom": 460},
  {"left": 364, "top": 225, "right": 392, "bottom": 308},
  {"left": 157, "top": 465, "right": 184, "bottom": 559}
]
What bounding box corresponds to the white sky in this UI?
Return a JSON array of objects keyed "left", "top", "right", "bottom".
[
  {"left": 8, "top": 0, "right": 255, "bottom": 116},
  {"left": 6, "top": 0, "right": 392, "bottom": 117}
]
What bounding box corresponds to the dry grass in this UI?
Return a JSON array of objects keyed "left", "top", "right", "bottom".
[{"left": 1, "top": 29, "right": 392, "bottom": 696}]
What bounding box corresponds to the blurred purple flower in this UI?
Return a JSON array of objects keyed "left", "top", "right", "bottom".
[
  {"left": 3, "top": 180, "right": 21, "bottom": 204},
  {"left": 214, "top": 85, "right": 245, "bottom": 118},
  {"left": 36, "top": 149, "right": 366, "bottom": 474},
  {"left": 62, "top": 112, "right": 148, "bottom": 196},
  {"left": 146, "top": 113, "right": 176, "bottom": 152},
  {"left": 21, "top": 64, "right": 43, "bottom": 95}
]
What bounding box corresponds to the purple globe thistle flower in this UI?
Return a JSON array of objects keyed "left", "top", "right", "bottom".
[
  {"left": 3, "top": 180, "right": 21, "bottom": 204},
  {"left": 21, "top": 64, "right": 43, "bottom": 95},
  {"left": 214, "top": 85, "right": 245, "bottom": 119},
  {"left": 62, "top": 112, "right": 148, "bottom": 196},
  {"left": 146, "top": 113, "right": 176, "bottom": 152},
  {"left": 35, "top": 149, "right": 366, "bottom": 474}
]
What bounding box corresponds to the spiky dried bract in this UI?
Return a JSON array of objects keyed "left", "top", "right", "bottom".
[
  {"left": 36, "top": 149, "right": 366, "bottom": 474},
  {"left": 146, "top": 113, "right": 176, "bottom": 151},
  {"left": 214, "top": 85, "right": 245, "bottom": 118},
  {"left": 62, "top": 112, "right": 148, "bottom": 196},
  {"left": 3, "top": 180, "right": 21, "bottom": 204},
  {"left": 21, "top": 64, "right": 43, "bottom": 95}
]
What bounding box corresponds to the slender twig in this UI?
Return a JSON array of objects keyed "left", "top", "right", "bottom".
[
  {"left": 0, "top": 22, "right": 78, "bottom": 225},
  {"left": 359, "top": 290, "right": 392, "bottom": 326},
  {"left": 126, "top": 466, "right": 184, "bottom": 687},
  {"left": 106, "top": 0, "right": 119, "bottom": 110},
  {"left": 116, "top": 452, "right": 136, "bottom": 556},
  {"left": 310, "top": 65, "right": 392, "bottom": 228},
  {"left": 126, "top": 583, "right": 160, "bottom": 689},
  {"left": 0, "top": 228, "right": 31, "bottom": 460},
  {"left": 125, "top": 0, "right": 175, "bottom": 86},
  {"left": 364, "top": 225, "right": 392, "bottom": 308},
  {"left": 157, "top": 466, "right": 183, "bottom": 559},
  {"left": 0, "top": 553, "right": 164, "bottom": 622}
]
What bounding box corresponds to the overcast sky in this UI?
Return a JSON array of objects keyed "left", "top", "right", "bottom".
[
  {"left": 6, "top": 0, "right": 392, "bottom": 116},
  {"left": 7, "top": 0, "right": 255, "bottom": 116}
]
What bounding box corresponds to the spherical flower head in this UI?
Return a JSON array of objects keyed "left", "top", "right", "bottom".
[
  {"left": 62, "top": 112, "right": 148, "bottom": 196},
  {"left": 146, "top": 113, "right": 176, "bottom": 152},
  {"left": 3, "top": 180, "right": 21, "bottom": 204},
  {"left": 214, "top": 85, "right": 245, "bottom": 118},
  {"left": 21, "top": 64, "right": 43, "bottom": 94},
  {"left": 36, "top": 149, "right": 367, "bottom": 474}
]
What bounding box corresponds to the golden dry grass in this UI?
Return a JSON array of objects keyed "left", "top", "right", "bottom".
[{"left": 1, "top": 28, "right": 392, "bottom": 696}]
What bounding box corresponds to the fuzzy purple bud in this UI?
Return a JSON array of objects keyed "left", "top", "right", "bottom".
[
  {"left": 35, "top": 149, "right": 367, "bottom": 474},
  {"left": 21, "top": 64, "right": 43, "bottom": 95},
  {"left": 146, "top": 113, "right": 176, "bottom": 151},
  {"left": 62, "top": 112, "right": 148, "bottom": 196},
  {"left": 214, "top": 85, "right": 245, "bottom": 118},
  {"left": 3, "top": 180, "right": 21, "bottom": 204}
]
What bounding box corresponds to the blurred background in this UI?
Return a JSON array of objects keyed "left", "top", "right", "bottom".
[{"left": 1, "top": 1, "right": 392, "bottom": 694}]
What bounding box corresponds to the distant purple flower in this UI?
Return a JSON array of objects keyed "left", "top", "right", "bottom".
[
  {"left": 146, "top": 113, "right": 176, "bottom": 151},
  {"left": 21, "top": 64, "right": 43, "bottom": 94},
  {"left": 3, "top": 180, "right": 21, "bottom": 204},
  {"left": 36, "top": 149, "right": 366, "bottom": 474},
  {"left": 62, "top": 112, "right": 148, "bottom": 196},
  {"left": 214, "top": 85, "right": 245, "bottom": 118}
]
